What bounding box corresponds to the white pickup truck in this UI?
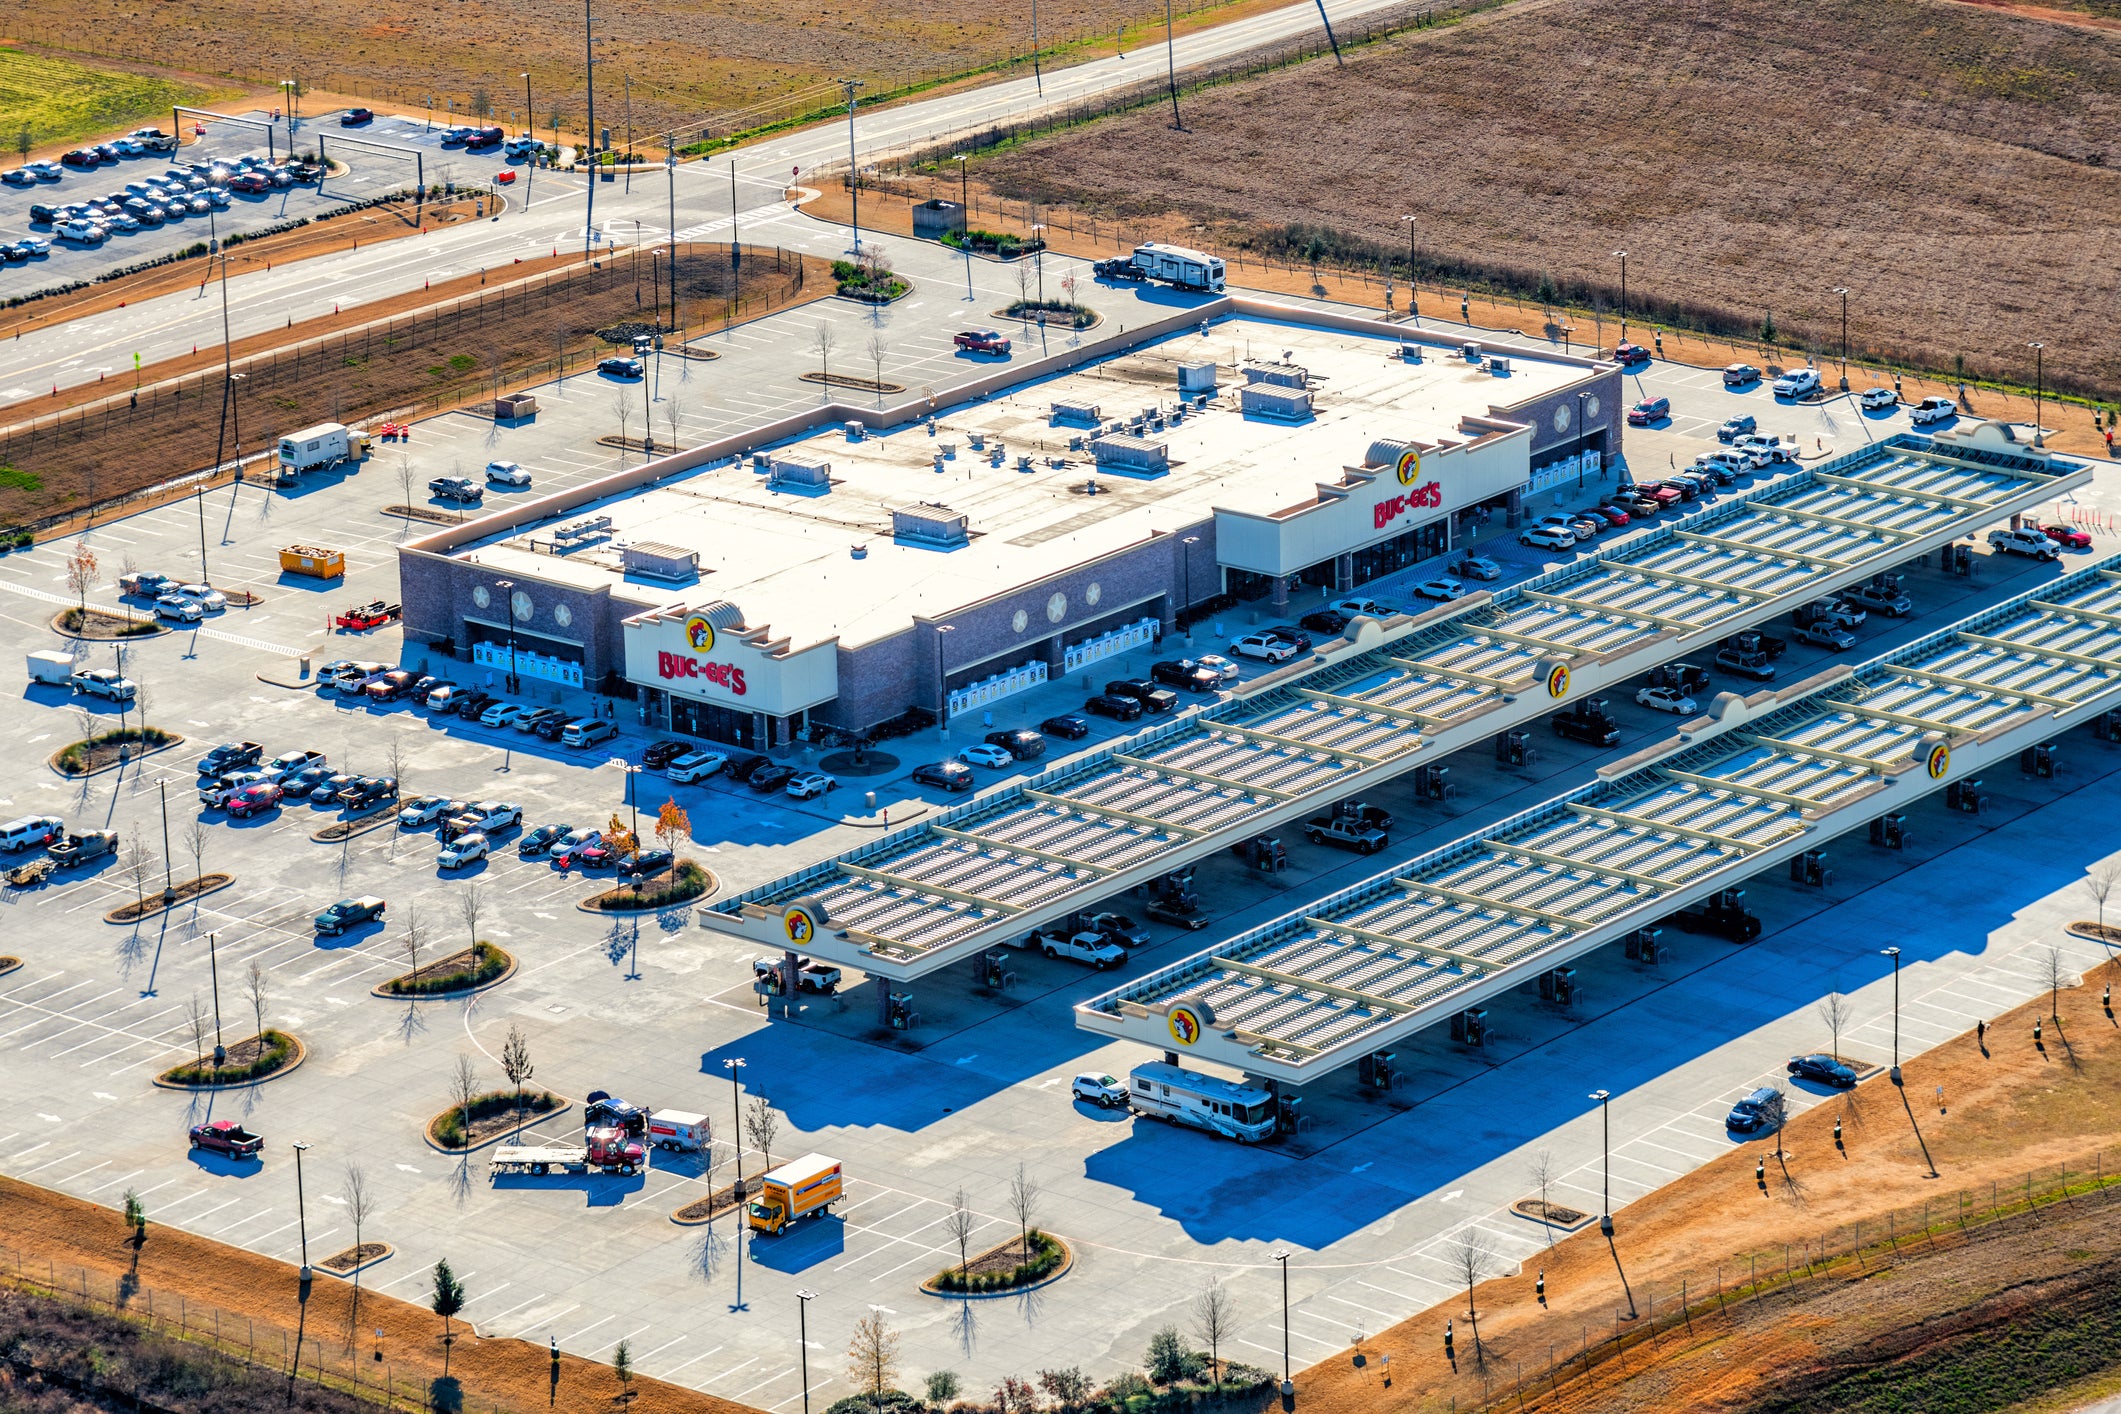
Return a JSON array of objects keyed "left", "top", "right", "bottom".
[
  {"left": 1988, "top": 526, "right": 2059, "bottom": 562},
  {"left": 1035, "top": 931, "right": 1127, "bottom": 969}
]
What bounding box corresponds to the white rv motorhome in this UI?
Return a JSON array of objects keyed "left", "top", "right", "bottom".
[{"left": 1128, "top": 1061, "right": 1277, "bottom": 1143}]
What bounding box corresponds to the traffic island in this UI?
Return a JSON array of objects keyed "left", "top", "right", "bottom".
[
  {"left": 371, "top": 942, "right": 515, "bottom": 999},
  {"left": 922, "top": 1230, "right": 1072, "bottom": 1297},
  {"left": 49, "top": 608, "right": 167, "bottom": 642},
  {"left": 0, "top": 956, "right": 20, "bottom": 979},
  {"left": 151, "top": 1030, "right": 305, "bottom": 1091},
  {"left": 311, "top": 808, "right": 401, "bottom": 844},
  {"left": 426, "top": 1091, "right": 567, "bottom": 1152},
  {"left": 580, "top": 860, "right": 715, "bottom": 914},
  {"left": 997, "top": 300, "right": 1101, "bottom": 330},
  {"left": 2066, "top": 921, "right": 2121, "bottom": 950},
  {"left": 382, "top": 504, "right": 466, "bottom": 526},
  {"left": 316, "top": 1241, "right": 393, "bottom": 1278},
  {"left": 106, "top": 873, "right": 235, "bottom": 923},
  {"left": 798, "top": 371, "right": 908, "bottom": 393},
  {"left": 670, "top": 1175, "right": 762, "bottom": 1226},
  {"left": 1511, "top": 1197, "right": 1597, "bottom": 1234},
  {"left": 51, "top": 727, "right": 183, "bottom": 777}
]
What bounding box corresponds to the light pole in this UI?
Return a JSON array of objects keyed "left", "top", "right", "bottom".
[
  {"left": 723, "top": 1057, "right": 747, "bottom": 1196},
  {"left": 1163, "top": 0, "right": 1181, "bottom": 129},
  {"left": 292, "top": 1141, "right": 313, "bottom": 1280},
  {"left": 1032, "top": 224, "right": 1046, "bottom": 307},
  {"left": 2028, "top": 342, "right": 2045, "bottom": 447},
  {"left": 207, "top": 931, "right": 225, "bottom": 1068},
  {"left": 795, "top": 1289, "right": 817, "bottom": 1414},
  {"left": 280, "top": 80, "right": 299, "bottom": 135},
  {"left": 1273, "top": 1250, "right": 1291, "bottom": 1397},
  {"left": 1589, "top": 1089, "right": 1612, "bottom": 1235},
  {"left": 1881, "top": 946, "right": 1902, "bottom": 1085},
  {"left": 953, "top": 154, "right": 967, "bottom": 214},
  {"left": 493, "top": 578, "right": 520, "bottom": 693},
  {"left": 584, "top": 0, "right": 599, "bottom": 260},
  {"left": 1576, "top": 389, "right": 1590, "bottom": 485},
  {"left": 1831, "top": 287, "right": 1850, "bottom": 391},
  {"left": 520, "top": 73, "right": 533, "bottom": 209},
  {"left": 1613, "top": 250, "right": 1628, "bottom": 344},
  {"left": 158, "top": 780, "right": 174, "bottom": 904},
  {"left": 934, "top": 624, "right": 955, "bottom": 730},
  {"left": 1400, "top": 214, "right": 1417, "bottom": 318},
  {"left": 838, "top": 79, "right": 865, "bottom": 257},
  {"left": 1031, "top": 0, "right": 1043, "bottom": 94},
  {"left": 1180, "top": 535, "right": 1199, "bottom": 641}
]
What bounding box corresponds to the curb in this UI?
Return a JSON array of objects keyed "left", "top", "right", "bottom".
[
  {"left": 47, "top": 609, "right": 171, "bottom": 643},
  {"left": 989, "top": 308, "right": 1104, "bottom": 334},
  {"left": 256, "top": 672, "right": 316, "bottom": 690},
  {"left": 839, "top": 801, "right": 932, "bottom": 829},
  {"left": 670, "top": 1177, "right": 762, "bottom": 1226},
  {"left": 315, "top": 1242, "right": 395, "bottom": 1279},
  {"left": 310, "top": 807, "right": 401, "bottom": 844},
  {"left": 105, "top": 873, "right": 236, "bottom": 924},
  {"left": 424, "top": 1098, "right": 572, "bottom": 1155},
  {"left": 153, "top": 1032, "right": 308, "bottom": 1091},
  {"left": 370, "top": 947, "right": 518, "bottom": 1000},
  {"left": 49, "top": 732, "right": 185, "bottom": 779},
  {"left": 0, "top": 958, "right": 20, "bottom": 979},
  {"left": 920, "top": 1235, "right": 1074, "bottom": 1299},
  {"left": 575, "top": 870, "right": 719, "bottom": 916}
]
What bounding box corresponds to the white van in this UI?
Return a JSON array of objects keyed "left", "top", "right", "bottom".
[
  {"left": 0, "top": 815, "right": 65, "bottom": 852},
  {"left": 1127, "top": 1061, "right": 1278, "bottom": 1143}
]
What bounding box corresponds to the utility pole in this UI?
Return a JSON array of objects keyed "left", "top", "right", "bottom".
[
  {"left": 623, "top": 74, "right": 632, "bottom": 194},
  {"left": 158, "top": 781, "right": 174, "bottom": 904},
  {"left": 1163, "top": 0, "right": 1182, "bottom": 129},
  {"left": 839, "top": 79, "right": 864, "bottom": 257},
  {"left": 583, "top": 0, "right": 597, "bottom": 260},
  {"left": 1832, "top": 286, "right": 1850, "bottom": 390},
  {"left": 1613, "top": 249, "right": 1628, "bottom": 343},
  {"left": 520, "top": 73, "right": 533, "bottom": 210},
  {"left": 1032, "top": 0, "right": 1043, "bottom": 94},
  {"left": 2028, "top": 342, "right": 2046, "bottom": 446},
  {"left": 667, "top": 133, "right": 679, "bottom": 330},
  {"left": 208, "top": 204, "right": 240, "bottom": 489},
  {"left": 729, "top": 157, "right": 741, "bottom": 269}
]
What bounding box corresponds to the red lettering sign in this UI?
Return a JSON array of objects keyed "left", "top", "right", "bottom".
[
  {"left": 656, "top": 650, "right": 747, "bottom": 695},
  {"left": 1373, "top": 480, "right": 1443, "bottom": 530}
]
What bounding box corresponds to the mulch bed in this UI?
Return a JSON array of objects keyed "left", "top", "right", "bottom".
[
  {"left": 381, "top": 504, "right": 466, "bottom": 525},
  {"left": 671, "top": 1175, "right": 763, "bottom": 1225},
  {"left": 2066, "top": 921, "right": 2121, "bottom": 947},
  {"left": 310, "top": 808, "right": 400, "bottom": 843},
  {"left": 317, "top": 1241, "right": 392, "bottom": 1276},
  {"left": 48, "top": 608, "right": 168, "bottom": 642},
  {"left": 105, "top": 873, "right": 235, "bottom": 923},
  {"left": 151, "top": 1030, "right": 305, "bottom": 1091},
  {"left": 425, "top": 1093, "right": 568, "bottom": 1153},
  {"left": 51, "top": 731, "right": 185, "bottom": 777},
  {"left": 595, "top": 435, "right": 692, "bottom": 454},
  {"left": 1512, "top": 1197, "right": 1595, "bottom": 1231},
  {"left": 371, "top": 942, "right": 516, "bottom": 999},
  {"left": 0, "top": 957, "right": 20, "bottom": 978},
  {"left": 799, "top": 371, "right": 907, "bottom": 392},
  {"left": 921, "top": 1231, "right": 1074, "bottom": 1296}
]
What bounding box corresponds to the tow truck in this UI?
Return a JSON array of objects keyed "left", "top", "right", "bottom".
[
  {"left": 334, "top": 601, "right": 402, "bottom": 631},
  {"left": 488, "top": 1125, "right": 646, "bottom": 1178}
]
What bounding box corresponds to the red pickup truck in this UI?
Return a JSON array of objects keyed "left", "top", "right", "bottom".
[
  {"left": 189, "top": 1120, "right": 264, "bottom": 1157},
  {"left": 953, "top": 329, "right": 1011, "bottom": 355}
]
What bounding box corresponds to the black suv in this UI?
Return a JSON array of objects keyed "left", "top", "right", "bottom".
[
  {"left": 912, "top": 760, "right": 975, "bottom": 793},
  {"left": 642, "top": 740, "right": 688, "bottom": 768},
  {"left": 1105, "top": 679, "right": 1179, "bottom": 714},
  {"left": 722, "top": 752, "right": 771, "bottom": 783},
  {"left": 1300, "top": 609, "right": 1351, "bottom": 635},
  {"left": 1040, "top": 715, "right": 1090, "bottom": 741},
  {"left": 450, "top": 690, "right": 496, "bottom": 719},
  {"left": 1084, "top": 693, "right": 1143, "bottom": 721},
  {"left": 748, "top": 763, "right": 798, "bottom": 793},
  {"left": 1149, "top": 661, "right": 1221, "bottom": 694},
  {"left": 984, "top": 729, "right": 1046, "bottom": 761}
]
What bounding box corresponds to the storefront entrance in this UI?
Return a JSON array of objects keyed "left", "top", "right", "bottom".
[{"left": 671, "top": 696, "right": 758, "bottom": 749}]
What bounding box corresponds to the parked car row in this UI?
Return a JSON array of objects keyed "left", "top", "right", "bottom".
[{"left": 315, "top": 661, "right": 621, "bottom": 749}]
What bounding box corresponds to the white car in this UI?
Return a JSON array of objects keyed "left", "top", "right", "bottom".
[
  {"left": 667, "top": 750, "right": 727, "bottom": 784},
  {"left": 1909, "top": 396, "right": 1957, "bottom": 426},
  {"left": 1772, "top": 368, "right": 1822, "bottom": 398},
  {"left": 1452, "top": 555, "right": 1502, "bottom": 581},
  {"left": 1228, "top": 632, "right": 1296, "bottom": 664},
  {"left": 1732, "top": 434, "right": 1795, "bottom": 465},
  {"left": 785, "top": 770, "right": 837, "bottom": 800},
  {"left": 1071, "top": 1073, "right": 1129, "bottom": 1108},
  {"left": 485, "top": 461, "right": 533, "bottom": 487},
  {"left": 1859, "top": 387, "right": 1897, "bottom": 411},
  {"left": 957, "top": 743, "right": 1015, "bottom": 769},
  {"left": 437, "top": 831, "right": 489, "bottom": 868},
  {"left": 1328, "top": 597, "right": 1398, "bottom": 619},
  {"left": 154, "top": 595, "right": 203, "bottom": 623},
  {"left": 1519, "top": 525, "right": 1575, "bottom": 550},
  {"left": 1188, "top": 654, "right": 1241, "bottom": 684},
  {"left": 550, "top": 829, "right": 603, "bottom": 866},
  {"left": 479, "top": 702, "right": 528, "bottom": 729},
  {"left": 1412, "top": 577, "right": 1466, "bottom": 602},
  {"left": 175, "top": 583, "right": 227, "bottom": 612},
  {"left": 398, "top": 795, "right": 453, "bottom": 827},
  {"left": 1635, "top": 685, "right": 1697, "bottom": 715}
]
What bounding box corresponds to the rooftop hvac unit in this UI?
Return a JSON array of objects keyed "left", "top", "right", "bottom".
[
  {"left": 1050, "top": 398, "right": 1102, "bottom": 425},
  {"left": 1243, "top": 362, "right": 1308, "bottom": 389},
  {"left": 845, "top": 421, "right": 865, "bottom": 441},
  {"left": 1487, "top": 356, "right": 1512, "bottom": 375},
  {"left": 622, "top": 542, "right": 701, "bottom": 583},
  {"left": 1178, "top": 361, "right": 1218, "bottom": 395},
  {"left": 893, "top": 503, "right": 970, "bottom": 549},
  {"left": 1240, "top": 384, "right": 1313, "bottom": 422},
  {"left": 554, "top": 514, "right": 614, "bottom": 542},
  {"left": 768, "top": 459, "right": 831, "bottom": 495},
  {"left": 771, "top": 453, "right": 830, "bottom": 482},
  {"left": 1089, "top": 432, "right": 1171, "bottom": 477}
]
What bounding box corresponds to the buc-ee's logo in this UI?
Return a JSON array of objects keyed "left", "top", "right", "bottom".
[
  {"left": 1395, "top": 448, "right": 1423, "bottom": 486},
  {"left": 1926, "top": 742, "right": 1951, "bottom": 779},
  {"left": 1167, "top": 1005, "right": 1203, "bottom": 1047},
  {"left": 657, "top": 649, "right": 747, "bottom": 694},
  {"left": 683, "top": 613, "right": 716, "bottom": 654},
  {"left": 1547, "top": 663, "right": 1571, "bottom": 699},
  {"left": 1374, "top": 479, "right": 1443, "bottom": 530},
  {"left": 783, "top": 906, "right": 818, "bottom": 947}
]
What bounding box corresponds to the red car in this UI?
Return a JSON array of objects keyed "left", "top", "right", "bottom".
[
  {"left": 1626, "top": 397, "right": 1671, "bottom": 426},
  {"left": 495, "top": 170, "right": 517, "bottom": 184},
  {"left": 229, "top": 173, "right": 269, "bottom": 194},
  {"left": 954, "top": 329, "right": 1011, "bottom": 355},
  {"left": 341, "top": 108, "right": 374, "bottom": 126},
  {"left": 1612, "top": 342, "right": 1651, "bottom": 364},
  {"left": 61, "top": 149, "right": 99, "bottom": 168},
  {"left": 228, "top": 782, "right": 284, "bottom": 818},
  {"left": 2043, "top": 524, "right": 2093, "bottom": 550},
  {"left": 573, "top": 841, "right": 617, "bottom": 869},
  {"left": 1588, "top": 503, "right": 1632, "bottom": 527}
]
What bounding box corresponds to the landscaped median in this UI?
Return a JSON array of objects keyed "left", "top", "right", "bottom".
[
  {"left": 370, "top": 942, "right": 515, "bottom": 999},
  {"left": 923, "top": 1229, "right": 1072, "bottom": 1297},
  {"left": 106, "top": 873, "right": 235, "bottom": 923},
  {"left": 427, "top": 1091, "right": 568, "bottom": 1152},
  {"left": 580, "top": 860, "right": 715, "bottom": 914},
  {"left": 50, "top": 607, "right": 166, "bottom": 641},
  {"left": 52, "top": 726, "right": 182, "bottom": 777},
  {"left": 152, "top": 1030, "right": 304, "bottom": 1090}
]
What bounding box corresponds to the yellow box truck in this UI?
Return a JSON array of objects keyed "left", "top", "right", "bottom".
[{"left": 747, "top": 1154, "right": 842, "bottom": 1235}]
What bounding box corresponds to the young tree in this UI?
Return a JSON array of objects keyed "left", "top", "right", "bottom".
[
  {"left": 2041, "top": 944, "right": 2072, "bottom": 1021},
  {"left": 1527, "top": 1148, "right": 1558, "bottom": 1247},
  {"left": 500, "top": 1022, "right": 534, "bottom": 1136},
  {"left": 845, "top": 1311, "right": 900, "bottom": 1413},
  {"left": 1143, "top": 1327, "right": 1191, "bottom": 1385},
  {"left": 123, "top": 1188, "right": 147, "bottom": 1247},
  {"left": 811, "top": 322, "right": 837, "bottom": 384},
  {"left": 396, "top": 452, "right": 417, "bottom": 524},
  {"left": 182, "top": 820, "right": 209, "bottom": 884},
  {"left": 943, "top": 1187, "right": 975, "bottom": 1283},
  {"left": 244, "top": 960, "right": 268, "bottom": 1039},
  {"left": 662, "top": 388, "right": 689, "bottom": 451},
  {"left": 385, "top": 735, "right": 408, "bottom": 802},
  {"left": 13, "top": 126, "right": 30, "bottom": 164},
  {"left": 184, "top": 992, "right": 210, "bottom": 1067},
  {"left": 610, "top": 387, "right": 634, "bottom": 451},
  {"left": 866, "top": 332, "right": 889, "bottom": 390},
  {"left": 2084, "top": 861, "right": 2121, "bottom": 945},
  {"left": 401, "top": 903, "right": 425, "bottom": 985},
  {"left": 1007, "top": 1162, "right": 1040, "bottom": 1260},
  {"left": 1014, "top": 258, "right": 1033, "bottom": 314},
  {"left": 605, "top": 812, "right": 639, "bottom": 860},
  {"left": 343, "top": 1163, "right": 372, "bottom": 1326},
  {"left": 121, "top": 835, "right": 155, "bottom": 914},
  {"left": 1192, "top": 1280, "right": 1235, "bottom": 1389},
  {"left": 1451, "top": 1229, "right": 1497, "bottom": 1367},
  {"left": 1759, "top": 1084, "right": 1791, "bottom": 1170},
  {"left": 923, "top": 1371, "right": 960, "bottom": 1405},
  {"left": 430, "top": 1258, "right": 466, "bottom": 1368},
  {"left": 992, "top": 1376, "right": 1036, "bottom": 1413},
  {"left": 743, "top": 1094, "right": 780, "bottom": 1175},
  {"left": 451, "top": 1054, "right": 480, "bottom": 1143},
  {"left": 654, "top": 798, "right": 689, "bottom": 874},
  {"left": 458, "top": 882, "right": 485, "bottom": 953},
  {"left": 65, "top": 538, "right": 99, "bottom": 618},
  {"left": 1036, "top": 1368, "right": 1093, "bottom": 1411},
  {"left": 613, "top": 1338, "right": 634, "bottom": 1402},
  {"left": 1817, "top": 992, "right": 1853, "bottom": 1062}
]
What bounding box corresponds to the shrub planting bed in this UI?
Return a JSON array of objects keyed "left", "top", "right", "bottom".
[
  {"left": 375, "top": 941, "right": 512, "bottom": 997},
  {"left": 53, "top": 726, "right": 180, "bottom": 776},
  {"left": 926, "top": 1229, "right": 1070, "bottom": 1294},
  {"left": 52, "top": 606, "right": 164, "bottom": 640},
  {"left": 587, "top": 860, "right": 712, "bottom": 912},
  {"left": 155, "top": 1030, "right": 300, "bottom": 1088},
  {"left": 428, "top": 1089, "right": 564, "bottom": 1150}
]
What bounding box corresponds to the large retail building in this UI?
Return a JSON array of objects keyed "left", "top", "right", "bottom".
[{"left": 399, "top": 298, "right": 1625, "bottom": 750}]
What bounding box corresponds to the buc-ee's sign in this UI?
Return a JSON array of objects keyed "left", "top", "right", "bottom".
[
  {"left": 656, "top": 613, "right": 747, "bottom": 695},
  {"left": 1372, "top": 447, "right": 1441, "bottom": 530}
]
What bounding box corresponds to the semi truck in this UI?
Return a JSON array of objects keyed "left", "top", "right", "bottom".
[
  {"left": 276, "top": 423, "right": 371, "bottom": 483},
  {"left": 747, "top": 1154, "right": 843, "bottom": 1235}
]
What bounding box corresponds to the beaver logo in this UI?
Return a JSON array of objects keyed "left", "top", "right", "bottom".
[
  {"left": 783, "top": 906, "right": 816, "bottom": 947},
  {"left": 1547, "top": 663, "right": 1571, "bottom": 699},
  {"left": 1168, "top": 1005, "right": 1203, "bottom": 1047},
  {"left": 1926, "top": 742, "right": 1950, "bottom": 779},
  {"left": 1395, "top": 448, "right": 1422, "bottom": 486},
  {"left": 683, "top": 614, "right": 716, "bottom": 654}
]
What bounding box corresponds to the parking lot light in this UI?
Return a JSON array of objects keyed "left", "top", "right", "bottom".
[
  {"left": 2028, "top": 342, "right": 2045, "bottom": 447},
  {"left": 1588, "top": 1089, "right": 1612, "bottom": 1235},
  {"left": 1881, "top": 946, "right": 1902, "bottom": 1084},
  {"left": 723, "top": 1057, "right": 747, "bottom": 1196},
  {"left": 795, "top": 1289, "right": 817, "bottom": 1414},
  {"left": 1612, "top": 250, "right": 1627, "bottom": 342},
  {"left": 292, "top": 1141, "right": 312, "bottom": 1280},
  {"left": 1831, "top": 287, "right": 1850, "bottom": 391},
  {"left": 1273, "top": 1250, "right": 1291, "bottom": 1393}
]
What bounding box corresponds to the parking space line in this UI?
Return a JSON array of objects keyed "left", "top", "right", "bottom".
[
  {"left": 59, "top": 1160, "right": 111, "bottom": 1184},
  {"left": 186, "top": 1196, "right": 245, "bottom": 1224},
  {"left": 86, "top": 1169, "right": 143, "bottom": 1195},
  {"left": 657, "top": 1346, "right": 723, "bottom": 1379},
  {"left": 559, "top": 1313, "right": 616, "bottom": 1345}
]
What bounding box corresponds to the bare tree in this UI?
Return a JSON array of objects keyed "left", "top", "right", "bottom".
[
  {"left": 458, "top": 883, "right": 485, "bottom": 954},
  {"left": 811, "top": 322, "right": 837, "bottom": 383},
  {"left": 1758, "top": 1084, "right": 1791, "bottom": 1169},
  {"left": 1450, "top": 1229, "right": 1497, "bottom": 1367},
  {"left": 1007, "top": 1162, "right": 1041, "bottom": 1260},
  {"left": 384, "top": 735, "right": 408, "bottom": 799},
  {"left": 184, "top": 993, "right": 211, "bottom": 1067},
  {"left": 1192, "top": 1280, "right": 1236, "bottom": 1390},
  {"left": 2041, "top": 944, "right": 2073, "bottom": 1021},
  {"left": 2083, "top": 861, "right": 2121, "bottom": 946},
  {"left": 450, "top": 1054, "right": 480, "bottom": 1142},
  {"left": 1817, "top": 992, "right": 1854, "bottom": 1062},
  {"left": 1527, "top": 1149, "right": 1557, "bottom": 1247},
  {"left": 500, "top": 1022, "right": 534, "bottom": 1137},
  {"left": 244, "top": 960, "right": 268, "bottom": 1039},
  {"left": 181, "top": 820, "right": 209, "bottom": 883},
  {"left": 662, "top": 388, "right": 689, "bottom": 451},
  {"left": 743, "top": 1095, "right": 780, "bottom": 1175},
  {"left": 401, "top": 903, "right": 425, "bottom": 985},
  {"left": 1015, "top": 257, "right": 1034, "bottom": 315},
  {"left": 943, "top": 1187, "right": 975, "bottom": 1283},
  {"left": 396, "top": 452, "right": 416, "bottom": 522},
  {"left": 343, "top": 1163, "right": 373, "bottom": 1329},
  {"left": 121, "top": 835, "right": 155, "bottom": 913},
  {"left": 610, "top": 387, "right": 633, "bottom": 451},
  {"left": 845, "top": 1312, "right": 900, "bottom": 1413},
  {"left": 865, "top": 332, "right": 888, "bottom": 390}
]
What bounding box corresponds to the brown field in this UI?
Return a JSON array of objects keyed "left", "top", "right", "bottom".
[{"left": 962, "top": 0, "right": 2121, "bottom": 397}]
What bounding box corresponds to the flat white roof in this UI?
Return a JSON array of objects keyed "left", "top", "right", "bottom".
[{"left": 451, "top": 317, "right": 1591, "bottom": 652}]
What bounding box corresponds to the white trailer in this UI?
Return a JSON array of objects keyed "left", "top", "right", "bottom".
[
  {"left": 27, "top": 650, "right": 74, "bottom": 687},
  {"left": 646, "top": 1109, "right": 710, "bottom": 1153},
  {"left": 1131, "top": 243, "right": 1226, "bottom": 293},
  {"left": 276, "top": 423, "right": 370, "bottom": 483},
  {"left": 1127, "top": 1061, "right": 1278, "bottom": 1143}
]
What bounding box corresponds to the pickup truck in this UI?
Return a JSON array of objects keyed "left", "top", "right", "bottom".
[
  {"left": 197, "top": 741, "right": 264, "bottom": 776},
  {"left": 1722, "top": 630, "right": 1786, "bottom": 660},
  {"left": 1552, "top": 699, "right": 1621, "bottom": 747},
  {"left": 48, "top": 830, "right": 118, "bottom": 867},
  {"left": 119, "top": 571, "right": 176, "bottom": 598},
  {"left": 200, "top": 770, "right": 271, "bottom": 807},
  {"left": 1841, "top": 581, "right": 1913, "bottom": 617},
  {"left": 752, "top": 957, "right": 844, "bottom": 993},
  {"left": 1988, "top": 527, "right": 2060, "bottom": 562},
  {"left": 1794, "top": 598, "right": 1865, "bottom": 631},
  {"left": 1305, "top": 813, "right": 1389, "bottom": 854},
  {"left": 1035, "top": 931, "right": 1127, "bottom": 968},
  {"left": 1713, "top": 647, "right": 1777, "bottom": 681},
  {"left": 315, "top": 896, "right": 387, "bottom": 935},
  {"left": 189, "top": 1120, "right": 264, "bottom": 1157},
  {"left": 69, "top": 669, "right": 137, "bottom": 702},
  {"left": 1792, "top": 620, "right": 1857, "bottom": 651},
  {"left": 1328, "top": 801, "right": 1394, "bottom": 833},
  {"left": 1093, "top": 256, "right": 1147, "bottom": 281}
]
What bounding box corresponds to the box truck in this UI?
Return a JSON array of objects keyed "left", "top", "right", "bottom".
[
  {"left": 276, "top": 423, "right": 371, "bottom": 483},
  {"left": 747, "top": 1154, "right": 842, "bottom": 1234},
  {"left": 27, "top": 650, "right": 74, "bottom": 687}
]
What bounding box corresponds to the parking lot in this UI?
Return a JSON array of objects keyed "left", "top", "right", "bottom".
[
  {"left": 0, "top": 107, "right": 521, "bottom": 289},
  {"left": 5, "top": 240, "right": 2121, "bottom": 1403}
]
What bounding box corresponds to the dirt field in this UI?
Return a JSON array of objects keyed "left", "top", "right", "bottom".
[
  {"left": 1290, "top": 955, "right": 2121, "bottom": 1414},
  {"left": 960, "top": 0, "right": 2121, "bottom": 398}
]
